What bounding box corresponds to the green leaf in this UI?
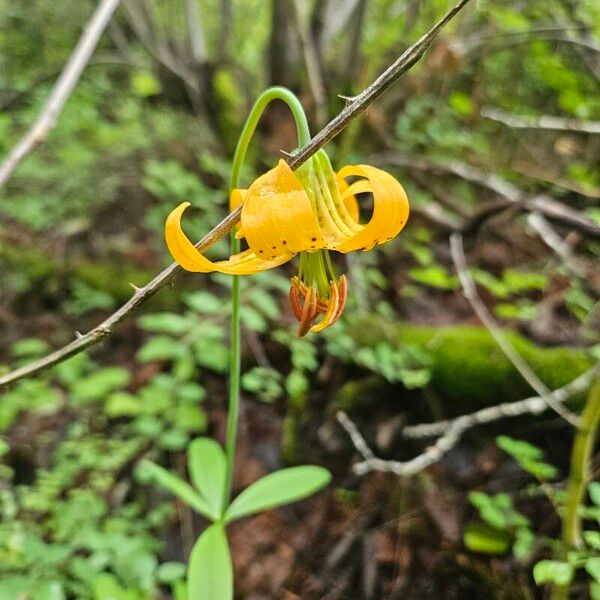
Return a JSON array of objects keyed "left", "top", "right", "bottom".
[
  {"left": 183, "top": 291, "right": 224, "bottom": 314},
  {"left": 71, "top": 367, "right": 130, "bottom": 403},
  {"left": 584, "top": 531, "right": 600, "bottom": 550},
  {"left": 137, "top": 336, "right": 185, "bottom": 362},
  {"left": 513, "top": 527, "right": 535, "bottom": 560},
  {"left": 589, "top": 482, "right": 600, "bottom": 506},
  {"left": 225, "top": 466, "right": 331, "bottom": 523},
  {"left": 463, "top": 522, "right": 511, "bottom": 554},
  {"left": 496, "top": 436, "right": 543, "bottom": 460},
  {"left": 138, "top": 460, "right": 218, "bottom": 521},
  {"left": 241, "top": 367, "right": 282, "bottom": 402},
  {"left": 11, "top": 338, "right": 51, "bottom": 358},
  {"left": 139, "top": 313, "right": 193, "bottom": 335},
  {"left": 188, "top": 438, "right": 226, "bottom": 517},
  {"left": 157, "top": 562, "right": 187, "bottom": 584},
  {"left": 130, "top": 70, "right": 161, "bottom": 97},
  {"left": 592, "top": 582, "right": 600, "bottom": 600},
  {"left": 518, "top": 458, "right": 558, "bottom": 480},
  {"left": 187, "top": 523, "right": 233, "bottom": 600},
  {"left": 92, "top": 573, "right": 142, "bottom": 600},
  {"left": 586, "top": 558, "right": 600, "bottom": 583},
  {"left": 533, "top": 560, "right": 573, "bottom": 586},
  {"left": 285, "top": 370, "right": 308, "bottom": 399},
  {"left": 409, "top": 266, "right": 459, "bottom": 290}
]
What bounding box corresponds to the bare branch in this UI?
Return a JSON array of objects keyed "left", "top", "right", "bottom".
[
  {"left": 0, "top": 0, "right": 473, "bottom": 389},
  {"left": 482, "top": 106, "right": 600, "bottom": 134},
  {"left": 374, "top": 153, "right": 600, "bottom": 239},
  {"left": 403, "top": 365, "right": 600, "bottom": 440},
  {"left": 0, "top": 0, "right": 123, "bottom": 189},
  {"left": 339, "top": 363, "right": 599, "bottom": 476},
  {"left": 184, "top": 0, "right": 207, "bottom": 64},
  {"left": 292, "top": 0, "right": 328, "bottom": 126},
  {"left": 337, "top": 410, "right": 469, "bottom": 477},
  {"left": 450, "top": 233, "right": 580, "bottom": 427},
  {"left": 527, "top": 212, "right": 587, "bottom": 278}
]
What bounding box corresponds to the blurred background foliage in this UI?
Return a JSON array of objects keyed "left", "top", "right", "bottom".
[{"left": 0, "top": 0, "right": 599, "bottom": 598}]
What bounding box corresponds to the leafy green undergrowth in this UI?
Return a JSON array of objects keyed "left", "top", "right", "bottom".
[{"left": 465, "top": 436, "right": 600, "bottom": 599}]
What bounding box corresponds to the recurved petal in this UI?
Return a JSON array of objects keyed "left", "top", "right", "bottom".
[
  {"left": 333, "top": 165, "right": 409, "bottom": 253},
  {"left": 165, "top": 202, "right": 292, "bottom": 274},
  {"left": 336, "top": 178, "right": 360, "bottom": 222},
  {"left": 241, "top": 159, "right": 324, "bottom": 257}
]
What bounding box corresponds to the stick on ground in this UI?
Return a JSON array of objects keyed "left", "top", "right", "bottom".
[{"left": 0, "top": 0, "right": 123, "bottom": 189}]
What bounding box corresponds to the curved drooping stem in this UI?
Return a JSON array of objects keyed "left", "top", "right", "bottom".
[{"left": 222, "top": 87, "right": 311, "bottom": 513}]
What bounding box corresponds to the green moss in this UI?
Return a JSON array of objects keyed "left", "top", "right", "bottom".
[{"left": 343, "top": 318, "right": 592, "bottom": 414}]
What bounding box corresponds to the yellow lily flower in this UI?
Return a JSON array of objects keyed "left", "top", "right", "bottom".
[{"left": 165, "top": 150, "right": 409, "bottom": 335}]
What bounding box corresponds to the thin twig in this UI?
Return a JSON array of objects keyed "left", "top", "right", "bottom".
[
  {"left": 450, "top": 233, "right": 580, "bottom": 427},
  {"left": 337, "top": 410, "right": 469, "bottom": 476},
  {"left": 292, "top": 0, "right": 327, "bottom": 126},
  {"left": 338, "top": 366, "right": 599, "bottom": 477},
  {"left": 373, "top": 153, "right": 600, "bottom": 239},
  {"left": 527, "top": 212, "right": 587, "bottom": 278},
  {"left": 0, "top": 0, "right": 473, "bottom": 389},
  {"left": 0, "top": 0, "right": 123, "bottom": 189},
  {"left": 403, "top": 365, "right": 600, "bottom": 439},
  {"left": 482, "top": 106, "right": 600, "bottom": 134}
]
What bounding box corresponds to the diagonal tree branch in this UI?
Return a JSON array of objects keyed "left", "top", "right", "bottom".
[
  {"left": 403, "top": 364, "right": 600, "bottom": 440},
  {"left": 482, "top": 106, "right": 600, "bottom": 134},
  {"left": 450, "top": 233, "right": 580, "bottom": 427},
  {"left": 0, "top": 0, "right": 473, "bottom": 389},
  {"left": 0, "top": 0, "right": 123, "bottom": 189}
]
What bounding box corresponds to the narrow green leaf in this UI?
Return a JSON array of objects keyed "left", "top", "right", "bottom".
[
  {"left": 139, "top": 460, "right": 217, "bottom": 521},
  {"left": 224, "top": 466, "right": 331, "bottom": 523},
  {"left": 589, "top": 482, "right": 600, "bottom": 506},
  {"left": 533, "top": 560, "right": 573, "bottom": 586},
  {"left": 187, "top": 523, "right": 232, "bottom": 600},
  {"left": 188, "top": 438, "right": 226, "bottom": 517},
  {"left": 584, "top": 531, "right": 600, "bottom": 550},
  {"left": 463, "top": 522, "right": 511, "bottom": 554},
  {"left": 586, "top": 558, "right": 600, "bottom": 583},
  {"left": 496, "top": 436, "right": 543, "bottom": 460}
]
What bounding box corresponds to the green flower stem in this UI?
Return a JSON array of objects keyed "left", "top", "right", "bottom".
[
  {"left": 552, "top": 381, "right": 600, "bottom": 600},
  {"left": 222, "top": 87, "right": 311, "bottom": 514}
]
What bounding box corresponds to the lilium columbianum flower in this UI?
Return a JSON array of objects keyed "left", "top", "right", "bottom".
[{"left": 165, "top": 150, "right": 409, "bottom": 335}]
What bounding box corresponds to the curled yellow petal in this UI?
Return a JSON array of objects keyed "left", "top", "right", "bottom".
[
  {"left": 333, "top": 165, "right": 409, "bottom": 253},
  {"left": 165, "top": 202, "right": 292, "bottom": 275},
  {"left": 241, "top": 160, "right": 324, "bottom": 257}
]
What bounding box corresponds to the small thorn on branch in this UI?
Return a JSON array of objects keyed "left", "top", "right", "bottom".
[
  {"left": 279, "top": 149, "right": 294, "bottom": 158},
  {"left": 338, "top": 94, "right": 357, "bottom": 104},
  {"left": 129, "top": 282, "right": 143, "bottom": 294},
  {"left": 74, "top": 331, "right": 84, "bottom": 339}
]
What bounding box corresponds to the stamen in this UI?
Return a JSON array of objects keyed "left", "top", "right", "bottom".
[
  {"left": 289, "top": 281, "right": 303, "bottom": 320},
  {"left": 331, "top": 274, "right": 348, "bottom": 324},
  {"left": 310, "top": 280, "right": 339, "bottom": 333},
  {"left": 297, "top": 285, "right": 318, "bottom": 337}
]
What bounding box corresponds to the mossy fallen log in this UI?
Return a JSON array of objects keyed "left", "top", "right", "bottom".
[{"left": 335, "top": 319, "right": 593, "bottom": 415}]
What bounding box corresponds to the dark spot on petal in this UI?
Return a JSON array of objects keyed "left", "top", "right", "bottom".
[
  {"left": 259, "top": 250, "right": 264, "bottom": 253},
  {"left": 311, "top": 237, "right": 317, "bottom": 242},
  {"left": 282, "top": 240, "right": 287, "bottom": 245}
]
